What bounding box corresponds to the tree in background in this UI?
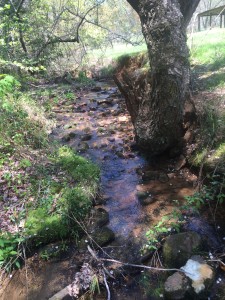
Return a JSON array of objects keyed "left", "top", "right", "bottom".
[
  {"left": 0, "top": 0, "right": 142, "bottom": 72},
  {"left": 123, "top": 0, "right": 200, "bottom": 154}
]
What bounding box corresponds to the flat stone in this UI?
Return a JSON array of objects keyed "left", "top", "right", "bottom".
[{"left": 164, "top": 272, "right": 191, "bottom": 299}]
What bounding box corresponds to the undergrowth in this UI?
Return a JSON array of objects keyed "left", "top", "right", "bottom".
[{"left": 0, "top": 75, "right": 100, "bottom": 272}]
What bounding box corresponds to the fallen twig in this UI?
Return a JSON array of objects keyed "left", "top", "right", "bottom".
[
  {"left": 100, "top": 258, "right": 185, "bottom": 273},
  {"left": 103, "top": 270, "right": 111, "bottom": 300}
]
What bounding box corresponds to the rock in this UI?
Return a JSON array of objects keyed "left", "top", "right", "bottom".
[
  {"left": 164, "top": 272, "right": 191, "bottom": 299},
  {"left": 183, "top": 217, "right": 221, "bottom": 250},
  {"left": 163, "top": 232, "right": 202, "bottom": 268},
  {"left": 77, "top": 142, "right": 89, "bottom": 152},
  {"left": 94, "top": 195, "right": 109, "bottom": 205},
  {"left": 79, "top": 227, "right": 115, "bottom": 249},
  {"left": 136, "top": 191, "right": 155, "bottom": 205},
  {"left": 181, "top": 256, "right": 214, "bottom": 296},
  {"left": 91, "top": 227, "right": 115, "bottom": 247},
  {"left": 89, "top": 208, "right": 109, "bottom": 229},
  {"left": 158, "top": 173, "right": 169, "bottom": 183},
  {"left": 81, "top": 134, "right": 92, "bottom": 141},
  {"left": 139, "top": 196, "right": 155, "bottom": 206},
  {"left": 107, "top": 137, "right": 115, "bottom": 142},
  {"left": 142, "top": 170, "right": 168, "bottom": 182},
  {"left": 91, "top": 86, "right": 102, "bottom": 92},
  {"left": 62, "top": 131, "right": 76, "bottom": 142}
]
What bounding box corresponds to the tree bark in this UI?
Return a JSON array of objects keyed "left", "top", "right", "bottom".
[{"left": 124, "top": 0, "right": 200, "bottom": 154}]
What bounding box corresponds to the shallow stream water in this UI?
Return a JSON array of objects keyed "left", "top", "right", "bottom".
[{"left": 1, "top": 81, "right": 200, "bottom": 300}]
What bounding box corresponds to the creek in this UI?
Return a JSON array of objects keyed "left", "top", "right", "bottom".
[{"left": 1, "top": 81, "right": 207, "bottom": 300}]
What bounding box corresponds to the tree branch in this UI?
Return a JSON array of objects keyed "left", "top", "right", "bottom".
[
  {"left": 179, "top": 0, "right": 201, "bottom": 27},
  {"left": 126, "top": 0, "right": 140, "bottom": 13}
]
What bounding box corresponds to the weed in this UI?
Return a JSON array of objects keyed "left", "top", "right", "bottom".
[
  {"left": 76, "top": 71, "right": 94, "bottom": 87},
  {"left": 0, "top": 232, "right": 24, "bottom": 272}
]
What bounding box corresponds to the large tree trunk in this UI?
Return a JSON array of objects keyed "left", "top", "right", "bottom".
[{"left": 122, "top": 0, "right": 200, "bottom": 154}]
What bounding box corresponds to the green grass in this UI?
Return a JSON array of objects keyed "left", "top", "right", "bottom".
[
  {"left": 189, "top": 28, "right": 225, "bottom": 67},
  {"left": 24, "top": 146, "right": 100, "bottom": 247},
  {"left": 88, "top": 43, "right": 147, "bottom": 62},
  {"left": 0, "top": 77, "right": 100, "bottom": 268}
]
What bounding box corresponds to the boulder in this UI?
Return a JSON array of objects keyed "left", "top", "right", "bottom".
[
  {"left": 79, "top": 227, "right": 115, "bottom": 249},
  {"left": 164, "top": 272, "right": 191, "bottom": 299},
  {"left": 163, "top": 232, "right": 202, "bottom": 268}
]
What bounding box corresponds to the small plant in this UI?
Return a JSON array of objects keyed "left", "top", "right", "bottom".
[
  {"left": 0, "top": 233, "right": 24, "bottom": 272},
  {"left": 145, "top": 220, "right": 172, "bottom": 251},
  {"left": 65, "top": 92, "right": 75, "bottom": 100}
]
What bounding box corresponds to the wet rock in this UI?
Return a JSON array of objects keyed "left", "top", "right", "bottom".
[
  {"left": 158, "top": 173, "right": 169, "bottom": 183},
  {"left": 142, "top": 170, "right": 168, "bottom": 182},
  {"left": 116, "top": 151, "right": 125, "bottom": 158},
  {"left": 79, "top": 227, "right": 115, "bottom": 249},
  {"left": 89, "top": 208, "right": 109, "bottom": 229},
  {"left": 163, "top": 232, "right": 202, "bottom": 268},
  {"left": 94, "top": 195, "right": 109, "bottom": 205},
  {"left": 91, "top": 86, "right": 102, "bottom": 92},
  {"left": 164, "top": 272, "right": 191, "bottom": 299},
  {"left": 139, "top": 196, "right": 155, "bottom": 206},
  {"left": 92, "top": 227, "right": 115, "bottom": 247},
  {"left": 77, "top": 142, "right": 89, "bottom": 152},
  {"left": 99, "top": 142, "right": 108, "bottom": 148},
  {"left": 81, "top": 134, "right": 92, "bottom": 141},
  {"left": 136, "top": 191, "right": 155, "bottom": 205},
  {"left": 97, "top": 98, "right": 112, "bottom": 105},
  {"left": 62, "top": 131, "right": 76, "bottom": 142},
  {"left": 108, "top": 137, "right": 115, "bottom": 142}
]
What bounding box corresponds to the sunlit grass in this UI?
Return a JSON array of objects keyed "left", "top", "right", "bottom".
[
  {"left": 188, "top": 28, "right": 225, "bottom": 66},
  {"left": 88, "top": 43, "right": 147, "bottom": 63}
]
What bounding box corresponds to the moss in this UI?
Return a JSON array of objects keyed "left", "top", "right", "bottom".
[
  {"left": 57, "top": 146, "right": 100, "bottom": 184},
  {"left": 24, "top": 146, "right": 100, "bottom": 247},
  {"left": 25, "top": 208, "right": 68, "bottom": 246}
]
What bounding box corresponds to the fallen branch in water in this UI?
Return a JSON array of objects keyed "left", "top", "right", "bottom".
[{"left": 100, "top": 258, "right": 186, "bottom": 273}]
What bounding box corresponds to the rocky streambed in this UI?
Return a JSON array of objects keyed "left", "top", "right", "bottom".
[{"left": 1, "top": 81, "right": 225, "bottom": 300}]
